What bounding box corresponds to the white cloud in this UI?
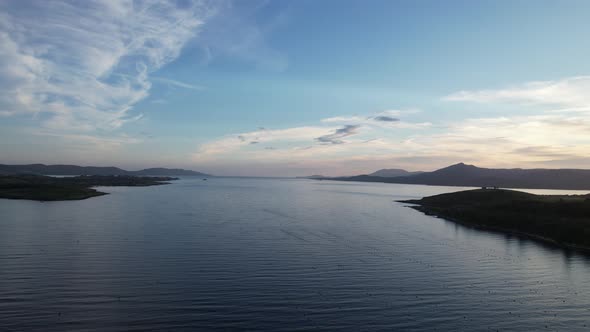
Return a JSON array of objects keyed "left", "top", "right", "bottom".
[
  {"left": 400, "top": 113, "right": 590, "bottom": 168},
  {"left": 444, "top": 76, "right": 590, "bottom": 111},
  {"left": 417, "top": 75, "right": 590, "bottom": 168},
  {"left": 0, "top": 0, "right": 216, "bottom": 134}
]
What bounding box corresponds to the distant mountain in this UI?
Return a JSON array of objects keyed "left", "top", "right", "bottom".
[
  {"left": 327, "top": 163, "right": 590, "bottom": 190},
  {"left": 297, "top": 169, "right": 422, "bottom": 180},
  {"left": 0, "top": 164, "right": 129, "bottom": 176},
  {"left": 369, "top": 168, "right": 424, "bottom": 177},
  {"left": 0, "top": 164, "right": 210, "bottom": 177},
  {"left": 131, "top": 168, "right": 208, "bottom": 176}
]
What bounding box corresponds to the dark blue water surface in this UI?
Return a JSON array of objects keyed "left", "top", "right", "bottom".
[{"left": 0, "top": 178, "right": 589, "bottom": 331}]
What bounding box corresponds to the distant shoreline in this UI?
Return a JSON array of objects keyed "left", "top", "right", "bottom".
[{"left": 320, "top": 163, "right": 590, "bottom": 191}]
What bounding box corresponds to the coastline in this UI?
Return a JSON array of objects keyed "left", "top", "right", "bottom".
[
  {"left": 0, "top": 175, "right": 177, "bottom": 201},
  {"left": 398, "top": 189, "right": 590, "bottom": 254},
  {"left": 403, "top": 204, "right": 590, "bottom": 254}
]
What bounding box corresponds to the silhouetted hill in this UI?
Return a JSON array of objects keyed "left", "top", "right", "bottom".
[
  {"left": 369, "top": 168, "right": 424, "bottom": 177},
  {"left": 0, "top": 164, "right": 210, "bottom": 177},
  {"left": 328, "top": 163, "right": 590, "bottom": 190},
  {"left": 0, "top": 174, "right": 177, "bottom": 201}
]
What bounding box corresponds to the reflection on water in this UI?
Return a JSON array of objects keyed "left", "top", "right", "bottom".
[{"left": 0, "top": 178, "right": 589, "bottom": 331}]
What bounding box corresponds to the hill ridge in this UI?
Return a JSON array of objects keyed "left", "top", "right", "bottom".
[
  {"left": 326, "top": 163, "right": 590, "bottom": 190},
  {"left": 0, "top": 164, "right": 211, "bottom": 177}
]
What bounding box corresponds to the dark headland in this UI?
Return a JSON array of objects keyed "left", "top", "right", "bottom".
[
  {"left": 0, "top": 175, "right": 177, "bottom": 201},
  {"left": 399, "top": 189, "right": 590, "bottom": 252}
]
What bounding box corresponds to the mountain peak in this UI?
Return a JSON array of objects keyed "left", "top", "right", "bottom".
[
  {"left": 430, "top": 163, "right": 479, "bottom": 176},
  {"left": 448, "top": 162, "right": 477, "bottom": 169}
]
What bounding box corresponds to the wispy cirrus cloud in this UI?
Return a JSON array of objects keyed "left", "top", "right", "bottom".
[
  {"left": 0, "top": 0, "right": 217, "bottom": 136},
  {"left": 196, "top": 1, "right": 289, "bottom": 72},
  {"left": 152, "top": 76, "right": 205, "bottom": 90}
]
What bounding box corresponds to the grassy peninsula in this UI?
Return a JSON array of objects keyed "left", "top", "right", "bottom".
[
  {"left": 399, "top": 189, "right": 590, "bottom": 251},
  {"left": 0, "top": 175, "right": 177, "bottom": 201}
]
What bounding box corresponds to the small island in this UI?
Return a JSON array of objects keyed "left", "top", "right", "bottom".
[
  {"left": 0, "top": 174, "right": 177, "bottom": 201},
  {"left": 399, "top": 189, "right": 590, "bottom": 252}
]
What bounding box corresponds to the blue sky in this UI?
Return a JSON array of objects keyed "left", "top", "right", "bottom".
[{"left": 2, "top": 0, "right": 590, "bottom": 176}]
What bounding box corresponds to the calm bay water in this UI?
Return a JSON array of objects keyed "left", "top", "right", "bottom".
[{"left": 0, "top": 177, "right": 589, "bottom": 331}]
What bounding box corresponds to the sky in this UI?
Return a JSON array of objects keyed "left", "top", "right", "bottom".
[{"left": 1, "top": 0, "right": 590, "bottom": 176}]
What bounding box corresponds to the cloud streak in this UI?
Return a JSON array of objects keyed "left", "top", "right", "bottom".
[
  {"left": 315, "top": 125, "right": 360, "bottom": 144},
  {"left": 152, "top": 77, "right": 205, "bottom": 90},
  {"left": 372, "top": 115, "right": 399, "bottom": 122},
  {"left": 193, "top": 126, "right": 335, "bottom": 162},
  {"left": 321, "top": 110, "right": 430, "bottom": 129},
  {"left": 444, "top": 76, "right": 590, "bottom": 111}
]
